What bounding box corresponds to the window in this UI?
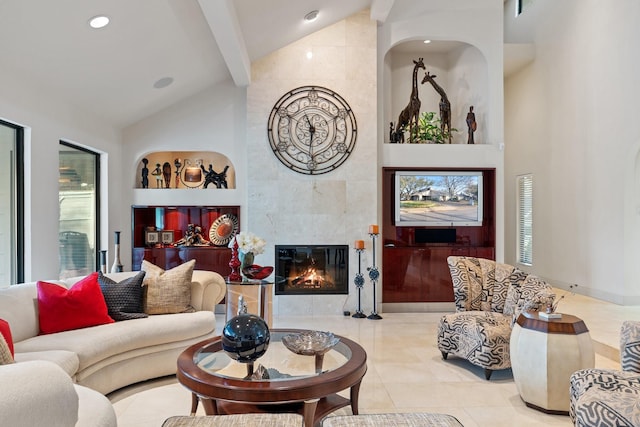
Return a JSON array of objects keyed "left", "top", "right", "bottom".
[
  {"left": 59, "top": 142, "right": 100, "bottom": 279},
  {"left": 517, "top": 174, "right": 533, "bottom": 265},
  {"left": 0, "top": 120, "right": 24, "bottom": 284}
]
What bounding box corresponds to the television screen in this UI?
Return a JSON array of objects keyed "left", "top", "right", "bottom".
[{"left": 394, "top": 171, "right": 483, "bottom": 227}]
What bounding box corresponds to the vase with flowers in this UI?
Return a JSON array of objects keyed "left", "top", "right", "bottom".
[{"left": 229, "top": 231, "right": 267, "bottom": 281}]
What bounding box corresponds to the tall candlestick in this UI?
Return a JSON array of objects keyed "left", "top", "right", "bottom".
[
  {"left": 352, "top": 247, "right": 366, "bottom": 318},
  {"left": 355, "top": 240, "right": 365, "bottom": 250},
  {"left": 367, "top": 231, "right": 382, "bottom": 320}
]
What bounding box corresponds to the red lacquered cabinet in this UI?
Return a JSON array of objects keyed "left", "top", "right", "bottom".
[
  {"left": 131, "top": 205, "right": 240, "bottom": 276},
  {"left": 382, "top": 168, "right": 496, "bottom": 304}
]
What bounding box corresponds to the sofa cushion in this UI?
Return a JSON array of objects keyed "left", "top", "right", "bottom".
[
  {"left": 322, "top": 413, "right": 464, "bottom": 426},
  {"left": 98, "top": 271, "right": 148, "bottom": 321},
  {"left": 37, "top": 273, "right": 114, "bottom": 334},
  {"left": 0, "top": 318, "right": 14, "bottom": 357},
  {"left": 14, "top": 350, "right": 79, "bottom": 377},
  {"left": 15, "top": 311, "right": 215, "bottom": 372},
  {"left": 142, "top": 259, "right": 195, "bottom": 314},
  {"left": 162, "top": 414, "right": 305, "bottom": 427}
]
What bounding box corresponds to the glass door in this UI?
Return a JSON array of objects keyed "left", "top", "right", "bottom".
[
  {"left": 59, "top": 142, "right": 100, "bottom": 279},
  {"left": 0, "top": 120, "right": 23, "bottom": 284}
]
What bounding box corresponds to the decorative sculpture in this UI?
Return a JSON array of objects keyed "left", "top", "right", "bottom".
[
  {"left": 151, "top": 163, "right": 163, "bottom": 188},
  {"left": 466, "top": 106, "right": 477, "bottom": 144},
  {"left": 394, "top": 58, "right": 425, "bottom": 143},
  {"left": 162, "top": 162, "right": 172, "bottom": 188},
  {"left": 421, "top": 71, "right": 452, "bottom": 143},
  {"left": 201, "top": 164, "right": 229, "bottom": 189},
  {"left": 141, "top": 158, "right": 149, "bottom": 188},
  {"left": 173, "top": 158, "right": 182, "bottom": 188},
  {"left": 174, "top": 224, "right": 212, "bottom": 246}
]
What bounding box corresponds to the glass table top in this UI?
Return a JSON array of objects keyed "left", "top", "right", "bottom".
[{"left": 194, "top": 330, "right": 351, "bottom": 382}]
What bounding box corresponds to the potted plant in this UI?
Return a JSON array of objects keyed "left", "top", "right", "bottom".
[{"left": 411, "top": 111, "right": 457, "bottom": 144}]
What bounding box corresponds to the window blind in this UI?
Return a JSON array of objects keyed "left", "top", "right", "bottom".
[{"left": 517, "top": 174, "right": 533, "bottom": 265}]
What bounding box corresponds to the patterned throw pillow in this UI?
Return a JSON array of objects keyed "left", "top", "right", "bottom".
[
  {"left": 37, "top": 272, "right": 114, "bottom": 334},
  {"left": 0, "top": 334, "right": 13, "bottom": 365},
  {"left": 98, "top": 271, "right": 148, "bottom": 321},
  {"left": 0, "top": 319, "right": 14, "bottom": 357},
  {"left": 141, "top": 260, "right": 195, "bottom": 314}
]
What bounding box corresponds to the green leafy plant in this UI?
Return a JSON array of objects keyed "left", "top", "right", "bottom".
[{"left": 410, "top": 111, "right": 457, "bottom": 144}]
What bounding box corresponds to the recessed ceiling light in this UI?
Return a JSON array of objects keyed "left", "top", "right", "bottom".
[
  {"left": 423, "top": 40, "right": 432, "bottom": 44},
  {"left": 306, "top": 51, "right": 313, "bottom": 59},
  {"left": 304, "top": 10, "right": 319, "bottom": 22},
  {"left": 89, "top": 15, "right": 110, "bottom": 29},
  {"left": 153, "top": 77, "right": 174, "bottom": 89}
]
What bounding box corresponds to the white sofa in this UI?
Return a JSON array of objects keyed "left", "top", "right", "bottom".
[
  {"left": 0, "top": 360, "right": 117, "bottom": 427},
  {"left": 0, "top": 270, "right": 226, "bottom": 394}
]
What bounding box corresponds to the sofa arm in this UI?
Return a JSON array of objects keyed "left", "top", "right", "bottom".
[
  {"left": 0, "top": 360, "right": 79, "bottom": 426},
  {"left": 621, "top": 321, "right": 640, "bottom": 373},
  {"left": 190, "top": 270, "right": 226, "bottom": 311}
]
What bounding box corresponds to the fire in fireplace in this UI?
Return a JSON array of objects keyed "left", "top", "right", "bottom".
[{"left": 275, "top": 245, "right": 349, "bottom": 295}]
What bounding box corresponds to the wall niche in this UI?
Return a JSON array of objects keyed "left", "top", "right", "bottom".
[
  {"left": 384, "top": 40, "right": 489, "bottom": 145},
  {"left": 135, "top": 151, "right": 235, "bottom": 189}
]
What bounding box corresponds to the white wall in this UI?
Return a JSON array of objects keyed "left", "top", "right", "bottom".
[
  {"left": 504, "top": 0, "right": 640, "bottom": 303},
  {"left": 247, "top": 10, "right": 378, "bottom": 316},
  {"left": 0, "top": 67, "right": 121, "bottom": 282}
]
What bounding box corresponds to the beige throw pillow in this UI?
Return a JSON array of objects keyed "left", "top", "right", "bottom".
[
  {"left": 0, "top": 334, "right": 14, "bottom": 365},
  {"left": 141, "top": 259, "right": 196, "bottom": 314}
]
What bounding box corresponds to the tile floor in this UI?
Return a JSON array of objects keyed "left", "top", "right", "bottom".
[{"left": 111, "top": 290, "right": 634, "bottom": 427}]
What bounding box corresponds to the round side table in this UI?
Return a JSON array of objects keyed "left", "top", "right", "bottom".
[{"left": 510, "top": 312, "right": 594, "bottom": 415}]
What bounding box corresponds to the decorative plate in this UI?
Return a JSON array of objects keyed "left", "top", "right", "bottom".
[
  {"left": 209, "top": 214, "right": 239, "bottom": 246},
  {"left": 281, "top": 331, "right": 340, "bottom": 356}
]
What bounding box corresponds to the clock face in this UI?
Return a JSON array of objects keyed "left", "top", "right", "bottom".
[{"left": 267, "top": 86, "right": 357, "bottom": 175}]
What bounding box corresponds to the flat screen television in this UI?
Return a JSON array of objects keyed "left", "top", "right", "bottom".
[{"left": 394, "top": 171, "right": 483, "bottom": 227}]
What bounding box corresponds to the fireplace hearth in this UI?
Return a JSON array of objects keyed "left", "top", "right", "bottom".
[{"left": 275, "top": 245, "right": 349, "bottom": 295}]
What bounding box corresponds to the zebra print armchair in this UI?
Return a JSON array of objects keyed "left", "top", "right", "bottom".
[
  {"left": 570, "top": 321, "right": 640, "bottom": 427},
  {"left": 437, "top": 256, "right": 553, "bottom": 380}
]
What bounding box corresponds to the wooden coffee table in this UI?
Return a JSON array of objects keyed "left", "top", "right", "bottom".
[{"left": 177, "top": 329, "right": 367, "bottom": 427}]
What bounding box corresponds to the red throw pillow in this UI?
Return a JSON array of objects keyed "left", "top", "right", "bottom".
[
  {"left": 0, "top": 318, "right": 14, "bottom": 357},
  {"left": 37, "top": 272, "right": 114, "bottom": 334}
]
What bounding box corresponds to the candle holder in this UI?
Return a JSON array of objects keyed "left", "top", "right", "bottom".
[
  {"left": 367, "top": 231, "right": 382, "bottom": 320},
  {"left": 352, "top": 247, "right": 366, "bottom": 318}
]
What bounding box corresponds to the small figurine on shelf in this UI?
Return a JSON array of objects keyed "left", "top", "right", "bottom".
[
  {"left": 162, "top": 162, "right": 172, "bottom": 188},
  {"left": 174, "top": 224, "right": 212, "bottom": 246},
  {"left": 141, "top": 158, "right": 149, "bottom": 188},
  {"left": 151, "top": 163, "right": 163, "bottom": 188},
  {"left": 173, "top": 158, "right": 182, "bottom": 188}
]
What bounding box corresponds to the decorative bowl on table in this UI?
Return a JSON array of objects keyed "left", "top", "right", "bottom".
[
  {"left": 242, "top": 264, "right": 273, "bottom": 280},
  {"left": 281, "top": 331, "right": 340, "bottom": 356}
]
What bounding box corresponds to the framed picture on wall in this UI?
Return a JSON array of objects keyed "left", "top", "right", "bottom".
[
  {"left": 161, "top": 231, "right": 174, "bottom": 244},
  {"left": 145, "top": 231, "right": 160, "bottom": 246}
]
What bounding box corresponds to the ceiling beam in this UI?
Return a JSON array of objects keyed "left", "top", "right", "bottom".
[
  {"left": 370, "top": 0, "right": 395, "bottom": 23},
  {"left": 198, "top": 0, "right": 251, "bottom": 87}
]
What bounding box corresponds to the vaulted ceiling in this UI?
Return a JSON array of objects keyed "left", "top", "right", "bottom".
[{"left": 0, "top": 1, "right": 522, "bottom": 130}]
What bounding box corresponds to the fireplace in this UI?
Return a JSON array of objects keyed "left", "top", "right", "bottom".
[{"left": 275, "top": 245, "right": 349, "bottom": 295}]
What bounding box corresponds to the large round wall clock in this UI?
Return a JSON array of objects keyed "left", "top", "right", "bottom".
[{"left": 267, "top": 85, "right": 357, "bottom": 175}]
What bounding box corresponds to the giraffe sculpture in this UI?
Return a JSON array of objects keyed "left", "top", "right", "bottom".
[
  {"left": 394, "top": 58, "right": 425, "bottom": 143},
  {"left": 421, "top": 71, "right": 452, "bottom": 143}
]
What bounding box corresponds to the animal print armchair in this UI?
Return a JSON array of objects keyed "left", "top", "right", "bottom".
[
  {"left": 437, "top": 256, "right": 553, "bottom": 380},
  {"left": 570, "top": 321, "right": 640, "bottom": 427}
]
